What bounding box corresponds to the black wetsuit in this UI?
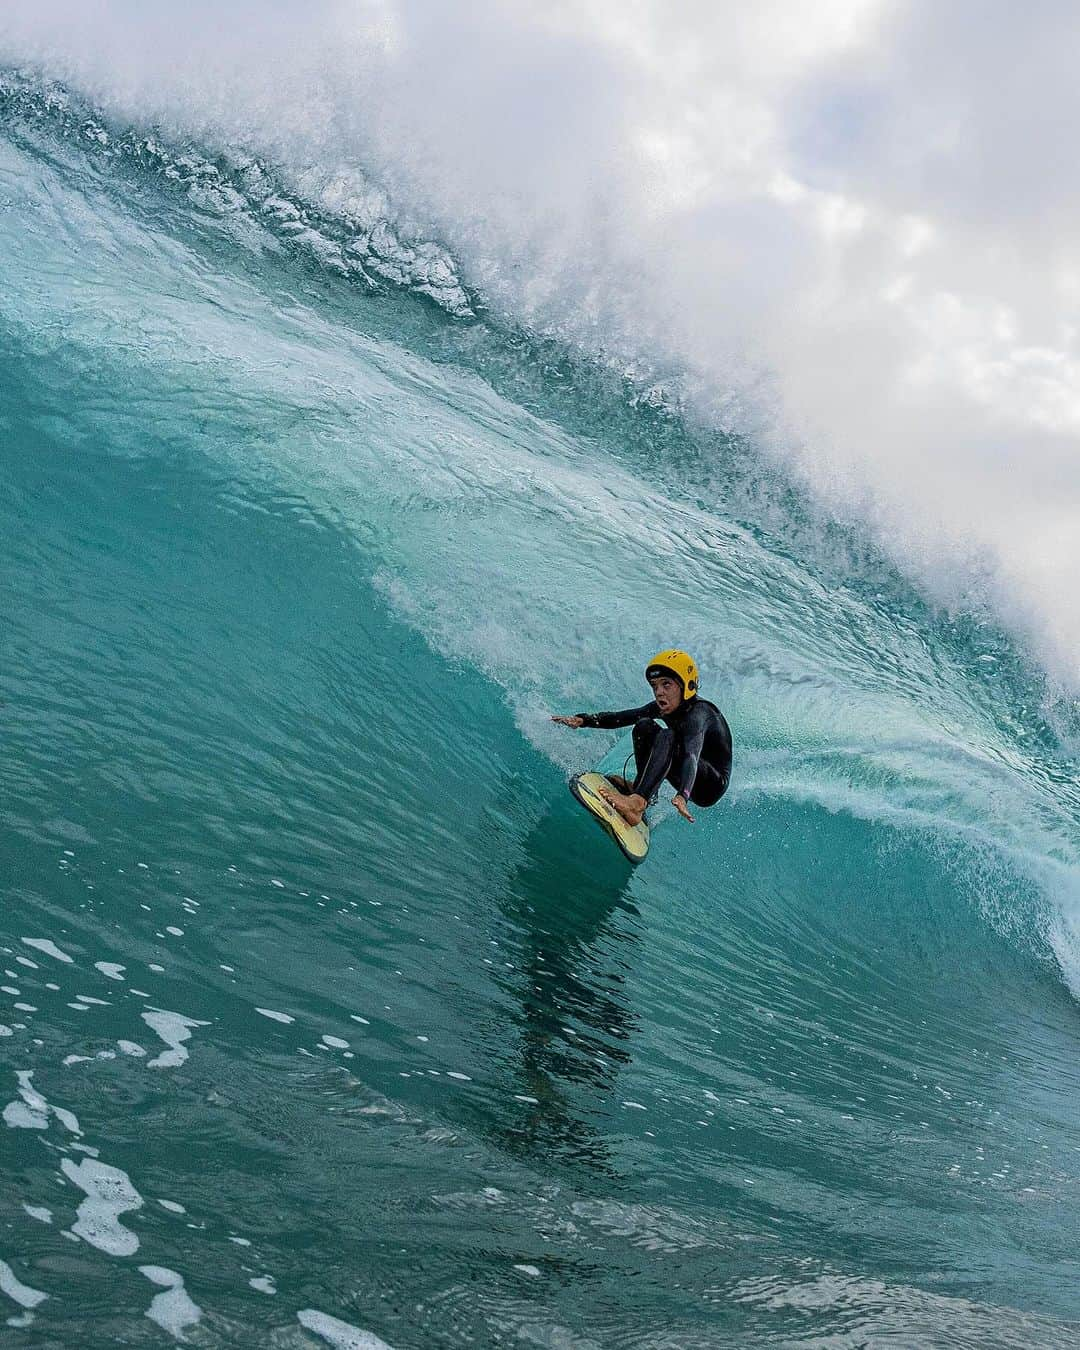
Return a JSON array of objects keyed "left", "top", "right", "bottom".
[{"left": 575, "top": 698, "right": 732, "bottom": 807}]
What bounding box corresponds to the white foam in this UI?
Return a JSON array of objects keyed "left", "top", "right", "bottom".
[
  {"left": 255, "top": 1007, "right": 295, "bottom": 1025},
  {"left": 297, "top": 1309, "right": 396, "bottom": 1350},
  {"left": 62, "top": 1157, "right": 143, "bottom": 1256},
  {"left": 23, "top": 1206, "right": 52, "bottom": 1224},
  {"left": 140, "top": 1266, "right": 201, "bottom": 1339},
  {"left": 3, "top": 1102, "right": 46, "bottom": 1129},
  {"left": 3, "top": 1071, "right": 80, "bottom": 1135},
  {"left": 0, "top": 1259, "right": 47, "bottom": 1310},
  {"left": 141, "top": 1009, "right": 210, "bottom": 1069},
  {"left": 157, "top": 1199, "right": 185, "bottom": 1214},
  {"left": 95, "top": 963, "right": 126, "bottom": 981},
  {"left": 321, "top": 1035, "right": 349, "bottom": 1050},
  {"left": 249, "top": 1275, "right": 275, "bottom": 1294},
  {"left": 22, "top": 939, "right": 73, "bottom": 963},
  {"left": 118, "top": 1041, "right": 146, "bottom": 1057}
]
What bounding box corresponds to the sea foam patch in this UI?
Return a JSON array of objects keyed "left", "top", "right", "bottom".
[
  {"left": 21, "top": 938, "right": 73, "bottom": 964},
  {"left": 62, "top": 1157, "right": 143, "bottom": 1256},
  {"left": 0, "top": 1258, "right": 47, "bottom": 1311},
  {"left": 139, "top": 1266, "right": 201, "bottom": 1339},
  {"left": 141, "top": 1009, "right": 210, "bottom": 1069},
  {"left": 297, "top": 1308, "right": 396, "bottom": 1350},
  {"left": 3, "top": 1072, "right": 80, "bottom": 1135}
]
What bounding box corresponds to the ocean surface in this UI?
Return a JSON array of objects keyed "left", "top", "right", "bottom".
[{"left": 2, "top": 71, "right": 1080, "bottom": 1349}]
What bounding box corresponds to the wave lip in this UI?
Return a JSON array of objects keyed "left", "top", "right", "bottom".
[{"left": 0, "top": 68, "right": 474, "bottom": 317}]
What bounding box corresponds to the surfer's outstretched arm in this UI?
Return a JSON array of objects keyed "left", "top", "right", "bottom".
[{"left": 554, "top": 701, "right": 658, "bottom": 730}]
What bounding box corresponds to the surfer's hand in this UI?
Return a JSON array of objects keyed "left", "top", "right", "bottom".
[
  {"left": 551, "top": 715, "right": 585, "bottom": 728},
  {"left": 673, "top": 794, "right": 695, "bottom": 823}
]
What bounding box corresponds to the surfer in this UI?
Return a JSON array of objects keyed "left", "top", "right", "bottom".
[{"left": 551, "top": 649, "right": 732, "bottom": 826}]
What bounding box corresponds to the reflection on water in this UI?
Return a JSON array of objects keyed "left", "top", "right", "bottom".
[{"left": 492, "top": 791, "right": 642, "bottom": 1171}]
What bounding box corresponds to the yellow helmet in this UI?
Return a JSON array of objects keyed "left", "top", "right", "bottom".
[{"left": 645, "top": 649, "right": 699, "bottom": 699}]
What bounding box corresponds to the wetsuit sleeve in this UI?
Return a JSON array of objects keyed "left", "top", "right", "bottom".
[
  {"left": 674, "top": 702, "right": 708, "bottom": 798},
  {"left": 575, "top": 701, "right": 658, "bottom": 730}
]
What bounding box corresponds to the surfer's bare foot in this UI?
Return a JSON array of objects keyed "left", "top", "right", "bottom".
[{"left": 598, "top": 785, "right": 647, "bottom": 827}]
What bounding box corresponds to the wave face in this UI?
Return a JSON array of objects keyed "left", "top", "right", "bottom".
[
  {"left": 1, "top": 70, "right": 1080, "bottom": 1349},
  {"left": 5, "top": 0, "right": 1080, "bottom": 686}
]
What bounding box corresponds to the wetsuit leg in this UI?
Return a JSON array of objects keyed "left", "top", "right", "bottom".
[
  {"left": 682, "top": 760, "right": 729, "bottom": 808},
  {"left": 631, "top": 718, "right": 676, "bottom": 802}
]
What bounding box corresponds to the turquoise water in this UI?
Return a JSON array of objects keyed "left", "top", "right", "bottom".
[{"left": 2, "top": 76, "right": 1080, "bottom": 1348}]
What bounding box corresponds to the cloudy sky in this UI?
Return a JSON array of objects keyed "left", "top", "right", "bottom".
[{"left": 3, "top": 0, "right": 1079, "bottom": 684}]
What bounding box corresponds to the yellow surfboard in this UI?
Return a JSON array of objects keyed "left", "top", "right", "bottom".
[{"left": 569, "top": 771, "right": 650, "bottom": 865}]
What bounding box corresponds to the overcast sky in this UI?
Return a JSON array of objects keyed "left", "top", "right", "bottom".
[{"left": 3, "top": 0, "right": 1079, "bottom": 685}]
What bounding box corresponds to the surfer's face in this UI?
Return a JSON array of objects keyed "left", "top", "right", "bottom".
[{"left": 649, "top": 675, "right": 682, "bottom": 714}]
